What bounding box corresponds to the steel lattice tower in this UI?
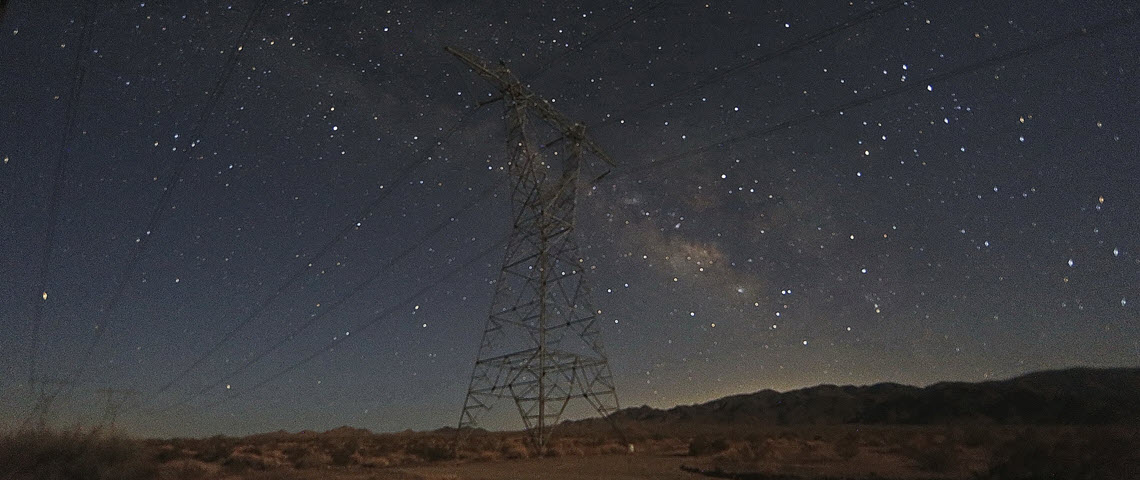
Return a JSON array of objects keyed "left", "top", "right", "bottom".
[{"left": 447, "top": 46, "right": 621, "bottom": 454}]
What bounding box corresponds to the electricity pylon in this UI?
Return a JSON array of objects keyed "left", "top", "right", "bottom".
[
  {"left": 30, "top": 377, "right": 71, "bottom": 431},
  {"left": 95, "top": 388, "right": 138, "bottom": 429},
  {"left": 447, "top": 46, "right": 622, "bottom": 454}
]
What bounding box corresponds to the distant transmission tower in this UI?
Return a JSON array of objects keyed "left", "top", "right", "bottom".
[
  {"left": 30, "top": 377, "right": 71, "bottom": 431},
  {"left": 447, "top": 46, "right": 622, "bottom": 454},
  {"left": 95, "top": 388, "right": 138, "bottom": 429}
]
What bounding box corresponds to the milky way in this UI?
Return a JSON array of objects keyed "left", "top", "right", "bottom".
[{"left": 1, "top": 1, "right": 1137, "bottom": 437}]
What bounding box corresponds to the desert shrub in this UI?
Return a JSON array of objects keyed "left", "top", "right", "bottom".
[
  {"left": 406, "top": 439, "right": 453, "bottom": 462},
  {"left": 461, "top": 448, "right": 501, "bottom": 462},
  {"left": 280, "top": 443, "right": 330, "bottom": 469},
  {"left": 328, "top": 439, "right": 360, "bottom": 466},
  {"left": 713, "top": 441, "right": 764, "bottom": 463},
  {"left": 460, "top": 435, "right": 498, "bottom": 456},
  {"left": 599, "top": 442, "right": 633, "bottom": 455},
  {"left": 222, "top": 445, "right": 288, "bottom": 471},
  {"left": 902, "top": 440, "right": 958, "bottom": 473},
  {"left": 194, "top": 434, "right": 234, "bottom": 463},
  {"left": 798, "top": 440, "right": 820, "bottom": 457},
  {"left": 234, "top": 470, "right": 311, "bottom": 480},
  {"left": 983, "top": 430, "right": 1140, "bottom": 479},
  {"left": 0, "top": 428, "right": 156, "bottom": 480},
  {"left": 834, "top": 432, "right": 860, "bottom": 460},
  {"left": 291, "top": 449, "right": 331, "bottom": 469},
  {"left": 499, "top": 440, "right": 529, "bottom": 459},
  {"left": 549, "top": 440, "right": 585, "bottom": 457},
  {"left": 861, "top": 432, "right": 886, "bottom": 447},
  {"left": 281, "top": 444, "right": 307, "bottom": 465},
  {"left": 688, "top": 436, "right": 730, "bottom": 456},
  {"left": 157, "top": 459, "right": 221, "bottom": 480},
  {"left": 153, "top": 444, "right": 181, "bottom": 463},
  {"left": 349, "top": 451, "right": 390, "bottom": 468}
]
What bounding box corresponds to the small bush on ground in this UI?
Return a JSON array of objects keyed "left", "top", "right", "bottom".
[
  {"left": 983, "top": 429, "right": 1140, "bottom": 479},
  {"left": 328, "top": 438, "right": 360, "bottom": 466},
  {"left": 833, "top": 432, "right": 860, "bottom": 459},
  {"left": 688, "top": 436, "right": 730, "bottom": 456},
  {"left": 194, "top": 434, "right": 234, "bottom": 463},
  {"left": 901, "top": 433, "right": 958, "bottom": 473},
  {"left": 0, "top": 428, "right": 155, "bottom": 480},
  {"left": 406, "top": 439, "right": 454, "bottom": 462}
]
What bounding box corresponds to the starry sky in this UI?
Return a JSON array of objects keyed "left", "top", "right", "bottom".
[{"left": 1, "top": 0, "right": 1137, "bottom": 438}]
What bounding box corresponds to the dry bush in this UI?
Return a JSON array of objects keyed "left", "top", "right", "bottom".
[
  {"left": 597, "top": 442, "right": 633, "bottom": 455},
  {"left": 982, "top": 428, "right": 1140, "bottom": 479},
  {"left": 467, "top": 449, "right": 502, "bottom": 462},
  {"left": 193, "top": 434, "right": 235, "bottom": 463},
  {"left": 711, "top": 441, "right": 765, "bottom": 464},
  {"left": 688, "top": 436, "right": 730, "bottom": 456},
  {"left": 349, "top": 450, "right": 391, "bottom": 468},
  {"left": 223, "top": 444, "right": 290, "bottom": 470},
  {"left": 552, "top": 443, "right": 585, "bottom": 457},
  {"left": 327, "top": 438, "right": 360, "bottom": 466},
  {"left": 368, "top": 437, "right": 403, "bottom": 456},
  {"left": 0, "top": 428, "right": 156, "bottom": 480},
  {"left": 498, "top": 439, "right": 529, "bottom": 459},
  {"left": 900, "top": 433, "right": 959, "bottom": 473},
  {"left": 797, "top": 439, "right": 821, "bottom": 457},
  {"left": 833, "top": 431, "right": 860, "bottom": 460},
  {"left": 154, "top": 459, "right": 220, "bottom": 480},
  {"left": 234, "top": 470, "right": 315, "bottom": 480},
  {"left": 290, "top": 448, "right": 331, "bottom": 469},
  {"left": 405, "top": 438, "right": 454, "bottom": 462}
]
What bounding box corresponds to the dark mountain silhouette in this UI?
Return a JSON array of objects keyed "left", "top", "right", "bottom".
[
  {"left": 607, "top": 367, "right": 1140, "bottom": 426},
  {"left": 322, "top": 426, "right": 373, "bottom": 436}
]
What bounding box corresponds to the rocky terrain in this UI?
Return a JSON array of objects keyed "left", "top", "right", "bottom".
[{"left": 3, "top": 367, "right": 1138, "bottom": 479}]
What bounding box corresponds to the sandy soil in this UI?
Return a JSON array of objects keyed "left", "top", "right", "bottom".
[{"left": 395, "top": 454, "right": 703, "bottom": 480}]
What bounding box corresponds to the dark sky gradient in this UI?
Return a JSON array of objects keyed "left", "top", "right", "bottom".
[{"left": 1, "top": 1, "right": 1137, "bottom": 437}]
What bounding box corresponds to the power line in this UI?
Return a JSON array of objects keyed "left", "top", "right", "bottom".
[
  {"left": 150, "top": 182, "right": 500, "bottom": 412},
  {"left": 28, "top": 0, "right": 97, "bottom": 387},
  {"left": 151, "top": 0, "right": 646, "bottom": 405},
  {"left": 524, "top": 0, "right": 670, "bottom": 81},
  {"left": 42, "top": 0, "right": 271, "bottom": 416},
  {"left": 615, "top": 12, "right": 1138, "bottom": 181},
  {"left": 596, "top": 0, "right": 907, "bottom": 132},
  {"left": 142, "top": 0, "right": 655, "bottom": 405},
  {"left": 450, "top": 45, "right": 624, "bottom": 453},
  {"left": 180, "top": 237, "right": 507, "bottom": 413},
  {"left": 149, "top": 105, "right": 485, "bottom": 399}
]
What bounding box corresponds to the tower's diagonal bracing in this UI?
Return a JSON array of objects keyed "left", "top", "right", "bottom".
[{"left": 447, "top": 46, "right": 621, "bottom": 454}]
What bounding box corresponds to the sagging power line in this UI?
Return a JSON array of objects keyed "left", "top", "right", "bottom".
[
  {"left": 523, "top": 0, "right": 671, "bottom": 81},
  {"left": 448, "top": 46, "right": 624, "bottom": 455},
  {"left": 150, "top": 182, "right": 500, "bottom": 413},
  {"left": 597, "top": 0, "right": 907, "bottom": 131},
  {"left": 189, "top": 237, "right": 508, "bottom": 412},
  {"left": 40, "top": 0, "right": 273, "bottom": 414},
  {"left": 28, "top": 0, "right": 98, "bottom": 388},
  {"left": 148, "top": 105, "right": 485, "bottom": 401},
  {"left": 616, "top": 12, "right": 1139, "bottom": 181}
]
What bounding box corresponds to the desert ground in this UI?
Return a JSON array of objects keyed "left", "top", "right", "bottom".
[{"left": 3, "top": 423, "right": 1138, "bottom": 479}]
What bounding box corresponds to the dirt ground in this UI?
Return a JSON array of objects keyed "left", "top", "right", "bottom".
[
  {"left": 6, "top": 425, "right": 1137, "bottom": 479},
  {"left": 397, "top": 454, "right": 702, "bottom": 480}
]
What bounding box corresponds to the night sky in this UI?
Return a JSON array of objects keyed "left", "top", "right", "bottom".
[{"left": 1, "top": 0, "right": 1137, "bottom": 438}]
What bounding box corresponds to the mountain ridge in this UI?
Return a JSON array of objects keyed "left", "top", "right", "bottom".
[{"left": 602, "top": 367, "right": 1140, "bottom": 426}]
